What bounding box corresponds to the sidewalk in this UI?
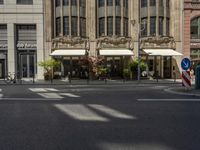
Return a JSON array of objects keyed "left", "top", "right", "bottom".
[{"left": 0, "top": 78, "right": 183, "bottom": 85}]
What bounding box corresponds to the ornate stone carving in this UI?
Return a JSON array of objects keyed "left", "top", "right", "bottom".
[
  {"left": 140, "top": 36, "right": 176, "bottom": 49},
  {"left": 96, "top": 36, "right": 132, "bottom": 49},
  {"left": 52, "top": 36, "right": 89, "bottom": 50}
]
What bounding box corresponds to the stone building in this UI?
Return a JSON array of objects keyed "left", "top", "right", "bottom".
[
  {"left": 0, "top": 0, "right": 44, "bottom": 80},
  {"left": 44, "top": 0, "right": 183, "bottom": 79},
  {"left": 184, "top": 0, "right": 200, "bottom": 68}
]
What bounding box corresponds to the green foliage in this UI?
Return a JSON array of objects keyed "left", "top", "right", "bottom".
[
  {"left": 98, "top": 67, "right": 108, "bottom": 76},
  {"left": 123, "top": 68, "right": 130, "bottom": 78},
  {"left": 128, "top": 59, "right": 147, "bottom": 76},
  {"left": 39, "top": 59, "right": 60, "bottom": 80}
]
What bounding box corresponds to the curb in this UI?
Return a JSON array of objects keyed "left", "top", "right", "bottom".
[{"left": 164, "top": 87, "right": 200, "bottom": 97}]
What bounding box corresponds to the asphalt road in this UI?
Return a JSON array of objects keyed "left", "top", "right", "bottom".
[{"left": 0, "top": 84, "right": 199, "bottom": 150}]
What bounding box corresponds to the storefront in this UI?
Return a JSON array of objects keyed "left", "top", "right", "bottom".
[
  {"left": 0, "top": 25, "right": 8, "bottom": 79},
  {"left": 50, "top": 49, "right": 88, "bottom": 79},
  {"left": 16, "top": 25, "right": 37, "bottom": 79}
]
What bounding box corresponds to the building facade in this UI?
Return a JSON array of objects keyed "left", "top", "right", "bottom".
[
  {"left": 0, "top": 0, "right": 44, "bottom": 79},
  {"left": 44, "top": 0, "right": 183, "bottom": 79},
  {"left": 184, "top": 0, "right": 200, "bottom": 69}
]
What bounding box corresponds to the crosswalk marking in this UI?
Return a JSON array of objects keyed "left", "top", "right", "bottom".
[
  {"left": 38, "top": 93, "right": 63, "bottom": 99},
  {"left": 29, "top": 88, "right": 59, "bottom": 92},
  {"left": 88, "top": 104, "right": 135, "bottom": 119},
  {"left": 60, "top": 93, "right": 80, "bottom": 98},
  {"left": 54, "top": 104, "right": 109, "bottom": 122},
  {"left": 137, "top": 99, "right": 200, "bottom": 102}
]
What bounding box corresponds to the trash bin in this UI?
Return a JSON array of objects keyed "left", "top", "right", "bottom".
[{"left": 195, "top": 65, "right": 200, "bottom": 89}]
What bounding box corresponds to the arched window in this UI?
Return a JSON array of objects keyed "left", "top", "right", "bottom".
[{"left": 191, "top": 17, "right": 200, "bottom": 39}]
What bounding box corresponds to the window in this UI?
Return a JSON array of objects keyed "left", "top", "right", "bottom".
[
  {"left": 107, "top": 0, "right": 113, "bottom": 6},
  {"left": 107, "top": 17, "right": 113, "bottom": 36},
  {"left": 55, "top": 0, "right": 60, "bottom": 7},
  {"left": 150, "top": 0, "right": 156, "bottom": 6},
  {"left": 17, "top": 0, "right": 33, "bottom": 5},
  {"left": 166, "top": 0, "right": 169, "bottom": 7},
  {"left": 80, "top": 18, "right": 86, "bottom": 37},
  {"left": 191, "top": 17, "right": 200, "bottom": 39},
  {"left": 63, "top": 0, "right": 69, "bottom": 6},
  {"left": 0, "top": 0, "right": 3, "bottom": 4},
  {"left": 150, "top": 17, "right": 156, "bottom": 36},
  {"left": 141, "top": 0, "right": 147, "bottom": 7},
  {"left": 80, "top": 0, "right": 86, "bottom": 7},
  {"left": 99, "top": 0, "right": 104, "bottom": 7},
  {"left": 63, "top": 17, "right": 69, "bottom": 36},
  {"left": 56, "top": 17, "right": 61, "bottom": 36},
  {"left": 116, "top": 17, "right": 121, "bottom": 36},
  {"left": 166, "top": 18, "right": 170, "bottom": 36},
  {"left": 71, "top": 0, "right": 77, "bottom": 6},
  {"left": 141, "top": 18, "right": 147, "bottom": 37},
  {"left": 99, "top": 18, "right": 105, "bottom": 36},
  {"left": 116, "top": 0, "right": 120, "bottom": 6},
  {"left": 159, "top": 17, "right": 163, "bottom": 35},
  {"left": 71, "top": 17, "right": 77, "bottom": 36},
  {"left": 124, "top": 18, "right": 128, "bottom": 37},
  {"left": 123, "top": 0, "right": 128, "bottom": 8},
  {"left": 16, "top": 25, "right": 36, "bottom": 41},
  {"left": 159, "top": 0, "right": 163, "bottom": 6}
]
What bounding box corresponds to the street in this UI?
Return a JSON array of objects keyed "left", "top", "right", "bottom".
[{"left": 0, "top": 84, "right": 199, "bottom": 150}]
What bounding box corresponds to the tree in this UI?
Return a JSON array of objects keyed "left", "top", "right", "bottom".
[
  {"left": 39, "top": 59, "right": 60, "bottom": 80},
  {"left": 129, "top": 59, "right": 147, "bottom": 79}
]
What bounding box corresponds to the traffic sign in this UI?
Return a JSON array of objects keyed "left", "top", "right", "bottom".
[
  {"left": 182, "top": 71, "right": 191, "bottom": 88},
  {"left": 181, "top": 58, "right": 191, "bottom": 70}
]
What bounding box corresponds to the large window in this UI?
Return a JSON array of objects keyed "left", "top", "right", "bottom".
[
  {"left": 17, "top": 0, "right": 33, "bottom": 5},
  {"left": 116, "top": 0, "right": 120, "bottom": 6},
  {"left": 116, "top": 17, "right": 121, "bottom": 36},
  {"left": 124, "top": 18, "right": 128, "bottom": 37},
  {"left": 107, "top": 0, "right": 113, "bottom": 6},
  {"left": 71, "top": 17, "right": 77, "bottom": 36},
  {"left": 141, "top": 0, "right": 147, "bottom": 7},
  {"left": 56, "top": 17, "right": 61, "bottom": 36},
  {"left": 159, "top": 17, "right": 163, "bottom": 35},
  {"left": 107, "top": 17, "right": 113, "bottom": 36},
  {"left": 71, "top": 0, "right": 77, "bottom": 6},
  {"left": 80, "top": 18, "right": 86, "bottom": 37},
  {"left": 150, "top": 17, "right": 156, "bottom": 36},
  {"left": 63, "top": 0, "right": 69, "bottom": 6},
  {"left": 150, "top": 0, "right": 156, "bottom": 6},
  {"left": 191, "top": 17, "right": 200, "bottom": 39},
  {"left": 99, "top": 0, "right": 104, "bottom": 7},
  {"left": 55, "top": 0, "right": 60, "bottom": 7},
  {"left": 0, "top": 0, "right": 3, "bottom": 4},
  {"left": 63, "top": 17, "right": 69, "bottom": 36},
  {"left": 141, "top": 18, "right": 147, "bottom": 37},
  {"left": 159, "top": 0, "right": 163, "bottom": 6},
  {"left": 99, "top": 18, "right": 105, "bottom": 36},
  {"left": 166, "top": 18, "right": 170, "bottom": 36}
]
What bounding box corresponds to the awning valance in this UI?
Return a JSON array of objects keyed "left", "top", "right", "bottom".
[
  {"left": 50, "top": 49, "right": 86, "bottom": 56},
  {"left": 143, "top": 49, "right": 182, "bottom": 56},
  {"left": 99, "top": 49, "right": 134, "bottom": 56}
]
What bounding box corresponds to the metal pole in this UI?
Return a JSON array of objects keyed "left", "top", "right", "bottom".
[{"left": 138, "top": 0, "right": 141, "bottom": 83}]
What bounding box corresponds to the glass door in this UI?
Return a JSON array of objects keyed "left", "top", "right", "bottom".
[
  {"left": 0, "top": 59, "right": 5, "bottom": 78},
  {"left": 20, "top": 54, "right": 36, "bottom": 78},
  {"left": 163, "top": 56, "right": 172, "bottom": 78}
]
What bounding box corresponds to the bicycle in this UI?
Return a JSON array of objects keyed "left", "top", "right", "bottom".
[{"left": 4, "top": 72, "right": 17, "bottom": 84}]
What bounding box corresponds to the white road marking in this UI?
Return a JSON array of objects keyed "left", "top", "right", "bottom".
[
  {"left": 38, "top": 93, "right": 63, "bottom": 99},
  {"left": 0, "top": 94, "right": 3, "bottom": 98},
  {"left": 60, "top": 93, "right": 80, "bottom": 98},
  {"left": 54, "top": 104, "right": 109, "bottom": 122},
  {"left": 137, "top": 99, "right": 200, "bottom": 102},
  {"left": 29, "top": 88, "right": 58, "bottom": 92},
  {"left": 0, "top": 89, "right": 2, "bottom": 92},
  {"left": 88, "top": 104, "right": 135, "bottom": 119},
  {"left": 0, "top": 97, "right": 61, "bottom": 101}
]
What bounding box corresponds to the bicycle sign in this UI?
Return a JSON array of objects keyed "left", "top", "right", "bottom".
[{"left": 181, "top": 58, "right": 191, "bottom": 70}]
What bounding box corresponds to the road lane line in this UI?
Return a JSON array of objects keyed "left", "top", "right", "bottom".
[
  {"left": 0, "top": 97, "right": 61, "bottom": 101},
  {"left": 60, "top": 93, "right": 80, "bottom": 98},
  {"left": 38, "top": 93, "right": 63, "bottom": 99},
  {"left": 137, "top": 99, "right": 200, "bottom": 102}
]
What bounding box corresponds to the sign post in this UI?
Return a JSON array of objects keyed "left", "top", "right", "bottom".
[{"left": 181, "top": 58, "right": 191, "bottom": 89}]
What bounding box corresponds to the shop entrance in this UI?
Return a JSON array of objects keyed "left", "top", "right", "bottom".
[
  {"left": 106, "top": 56, "right": 123, "bottom": 78},
  {"left": 163, "top": 56, "right": 172, "bottom": 78},
  {"left": 19, "top": 54, "right": 36, "bottom": 78},
  {"left": 0, "top": 59, "right": 5, "bottom": 78}
]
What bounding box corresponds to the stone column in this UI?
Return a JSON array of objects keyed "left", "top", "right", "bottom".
[
  {"left": 7, "top": 23, "right": 15, "bottom": 74},
  {"left": 113, "top": 0, "right": 116, "bottom": 36}
]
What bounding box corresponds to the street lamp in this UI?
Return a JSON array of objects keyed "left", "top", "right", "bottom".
[{"left": 131, "top": 0, "right": 146, "bottom": 82}]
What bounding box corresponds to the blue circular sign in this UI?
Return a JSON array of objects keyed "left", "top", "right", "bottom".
[{"left": 181, "top": 58, "right": 191, "bottom": 70}]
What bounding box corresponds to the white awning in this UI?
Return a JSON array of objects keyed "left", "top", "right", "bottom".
[
  {"left": 50, "top": 49, "right": 86, "bottom": 56},
  {"left": 99, "top": 49, "right": 134, "bottom": 56},
  {"left": 143, "top": 49, "right": 182, "bottom": 56}
]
